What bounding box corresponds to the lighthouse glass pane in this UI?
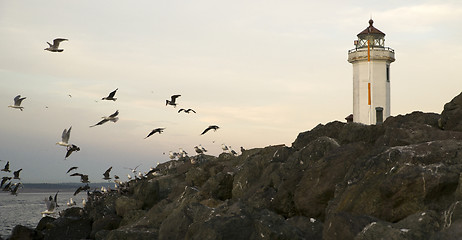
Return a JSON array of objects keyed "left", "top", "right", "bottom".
[{"left": 386, "top": 65, "right": 390, "bottom": 82}]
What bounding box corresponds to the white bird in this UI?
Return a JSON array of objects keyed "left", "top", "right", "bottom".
[
  {"left": 67, "top": 198, "right": 76, "bottom": 206},
  {"left": 127, "top": 174, "right": 132, "bottom": 180},
  {"left": 169, "top": 151, "right": 178, "bottom": 160},
  {"left": 44, "top": 38, "right": 68, "bottom": 52},
  {"left": 42, "top": 192, "right": 58, "bottom": 215},
  {"left": 90, "top": 110, "right": 119, "bottom": 127},
  {"left": 56, "top": 126, "right": 72, "bottom": 147},
  {"left": 179, "top": 148, "right": 188, "bottom": 157},
  {"left": 82, "top": 198, "right": 86, "bottom": 207},
  {"left": 8, "top": 95, "right": 26, "bottom": 111},
  {"left": 229, "top": 146, "right": 238, "bottom": 156},
  {"left": 199, "top": 144, "right": 207, "bottom": 152},
  {"left": 221, "top": 144, "right": 229, "bottom": 152}
]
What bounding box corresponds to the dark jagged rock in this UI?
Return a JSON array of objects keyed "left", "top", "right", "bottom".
[
  {"left": 8, "top": 92, "right": 462, "bottom": 239},
  {"left": 9, "top": 225, "right": 43, "bottom": 240},
  {"left": 439, "top": 92, "right": 462, "bottom": 131}
]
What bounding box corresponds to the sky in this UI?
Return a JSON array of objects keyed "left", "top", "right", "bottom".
[{"left": 1, "top": 0, "right": 461, "bottom": 183}]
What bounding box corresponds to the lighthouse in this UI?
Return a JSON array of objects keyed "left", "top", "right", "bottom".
[{"left": 348, "top": 19, "right": 395, "bottom": 124}]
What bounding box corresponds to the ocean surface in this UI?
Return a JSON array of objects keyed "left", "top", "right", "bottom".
[{"left": 0, "top": 191, "right": 85, "bottom": 238}]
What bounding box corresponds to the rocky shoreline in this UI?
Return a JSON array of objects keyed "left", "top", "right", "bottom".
[{"left": 5, "top": 92, "right": 462, "bottom": 240}]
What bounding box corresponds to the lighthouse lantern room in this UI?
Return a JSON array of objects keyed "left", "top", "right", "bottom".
[{"left": 348, "top": 19, "right": 395, "bottom": 125}]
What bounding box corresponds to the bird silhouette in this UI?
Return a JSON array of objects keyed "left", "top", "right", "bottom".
[
  {"left": 44, "top": 38, "right": 68, "bottom": 52},
  {"left": 1, "top": 161, "right": 10, "bottom": 172},
  {"left": 102, "top": 88, "right": 118, "bottom": 101},
  {"left": 201, "top": 125, "right": 219, "bottom": 135},
  {"left": 166, "top": 95, "right": 181, "bottom": 107},
  {"left": 90, "top": 110, "right": 119, "bottom": 127},
  {"left": 103, "top": 167, "right": 112, "bottom": 180},
  {"left": 144, "top": 128, "right": 165, "bottom": 139}
]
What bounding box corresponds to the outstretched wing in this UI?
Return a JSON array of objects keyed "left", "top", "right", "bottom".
[
  {"left": 103, "top": 166, "right": 112, "bottom": 177},
  {"left": 13, "top": 95, "right": 26, "bottom": 106},
  {"left": 171, "top": 94, "right": 181, "bottom": 101},
  {"left": 90, "top": 119, "right": 109, "bottom": 127},
  {"left": 144, "top": 130, "right": 155, "bottom": 139},
  {"left": 108, "top": 88, "right": 118, "bottom": 98},
  {"left": 53, "top": 38, "right": 68, "bottom": 47},
  {"left": 62, "top": 126, "right": 72, "bottom": 143},
  {"left": 201, "top": 126, "right": 212, "bottom": 135},
  {"left": 66, "top": 166, "right": 78, "bottom": 174},
  {"left": 109, "top": 110, "right": 119, "bottom": 118}
]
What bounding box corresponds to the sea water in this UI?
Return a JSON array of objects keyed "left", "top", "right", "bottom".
[{"left": 0, "top": 191, "right": 82, "bottom": 238}]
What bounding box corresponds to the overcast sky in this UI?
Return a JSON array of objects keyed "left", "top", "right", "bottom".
[{"left": 1, "top": 0, "right": 461, "bottom": 183}]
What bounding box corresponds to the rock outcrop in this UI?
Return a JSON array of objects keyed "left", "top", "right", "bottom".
[{"left": 8, "top": 92, "right": 462, "bottom": 240}]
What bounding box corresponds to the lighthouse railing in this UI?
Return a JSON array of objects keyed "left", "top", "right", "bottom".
[{"left": 348, "top": 47, "right": 394, "bottom": 54}]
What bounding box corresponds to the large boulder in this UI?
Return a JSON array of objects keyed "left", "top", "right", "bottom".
[{"left": 439, "top": 92, "right": 462, "bottom": 131}]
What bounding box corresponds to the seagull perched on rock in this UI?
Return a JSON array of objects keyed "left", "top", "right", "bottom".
[
  {"left": 65, "top": 144, "right": 80, "bottom": 159},
  {"left": 44, "top": 38, "right": 68, "bottom": 52},
  {"left": 169, "top": 151, "right": 178, "bottom": 160},
  {"left": 101, "top": 88, "right": 118, "bottom": 101},
  {"left": 13, "top": 169, "right": 22, "bottom": 180},
  {"left": 1, "top": 161, "right": 11, "bottom": 172},
  {"left": 90, "top": 110, "right": 119, "bottom": 127},
  {"left": 145, "top": 128, "right": 165, "bottom": 139},
  {"left": 67, "top": 198, "right": 76, "bottom": 206},
  {"left": 201, "top": 125, "right": 219, "bottom": 135},
  {"left": 8, "top": 95, "right": 26, "bottom": 111},
  {"left": 56, "top": 126, "right": 72, "bottom": 147},
  {"left": 178, "top": 108, "right": 196, "bottom": 114},
  {"left": 166, "top": 95, "right": 181, "bottom": 107},
  {"left": 103, "top": 166, "right": 112, "bottom": 180}
]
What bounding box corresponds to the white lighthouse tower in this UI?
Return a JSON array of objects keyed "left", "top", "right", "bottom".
[{"left": 348, "top": 19, "right": 395, "bottom": 124}]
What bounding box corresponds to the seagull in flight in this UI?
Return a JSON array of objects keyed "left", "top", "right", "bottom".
[
  {"left": 90, "top": 110, "right": 119, "bottom": 127},
  {"left": 144, "top": 128, "right": 165, "bottom": 139},
  {"left": 201, "top": 125, "right": 219, "bottom": 135},
  {"left": 103, "top": 166, "right": 112, "bottom": 180},
  {"left": 65, "top": 144, "right": 81, "bottom": 159},
  {"left": 1, "top": 161, "right": 11, "bottom": 172},
  {"left": 8, "top": 95, "right": 26, "bottom": 111},
  {"left": 42, "top": 191, "right": 59, "bottom": 215},
  {"left": 56, "top": 126, "right": 72, "bottom": 147},
  {"left": 178, "top": 108, "right": 196, "bottom": 114},
  {"left": 10, "top": 183, "right": 22, "bottom": 195},
  {"left": 102, "top": 88, "right": 118, "bottom": 101},
  {"left": 13, "top": 169, "right": 22, "bottom": 180},
  {"left": 1, "top": 177, "right": 11, "bottom": 187},
  {"left": 44, "top": 38, "right": 68, "bottom": 52},
  {"left": 70, "top": 173, "right": 89, "bottom": 183},
  {"left": 166, "top": 95, "right": 181, "bottom": 107}
]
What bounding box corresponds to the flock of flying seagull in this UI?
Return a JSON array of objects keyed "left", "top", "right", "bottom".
[{"left": 3, "top": 38, "right": 243, "bottom": 214}]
